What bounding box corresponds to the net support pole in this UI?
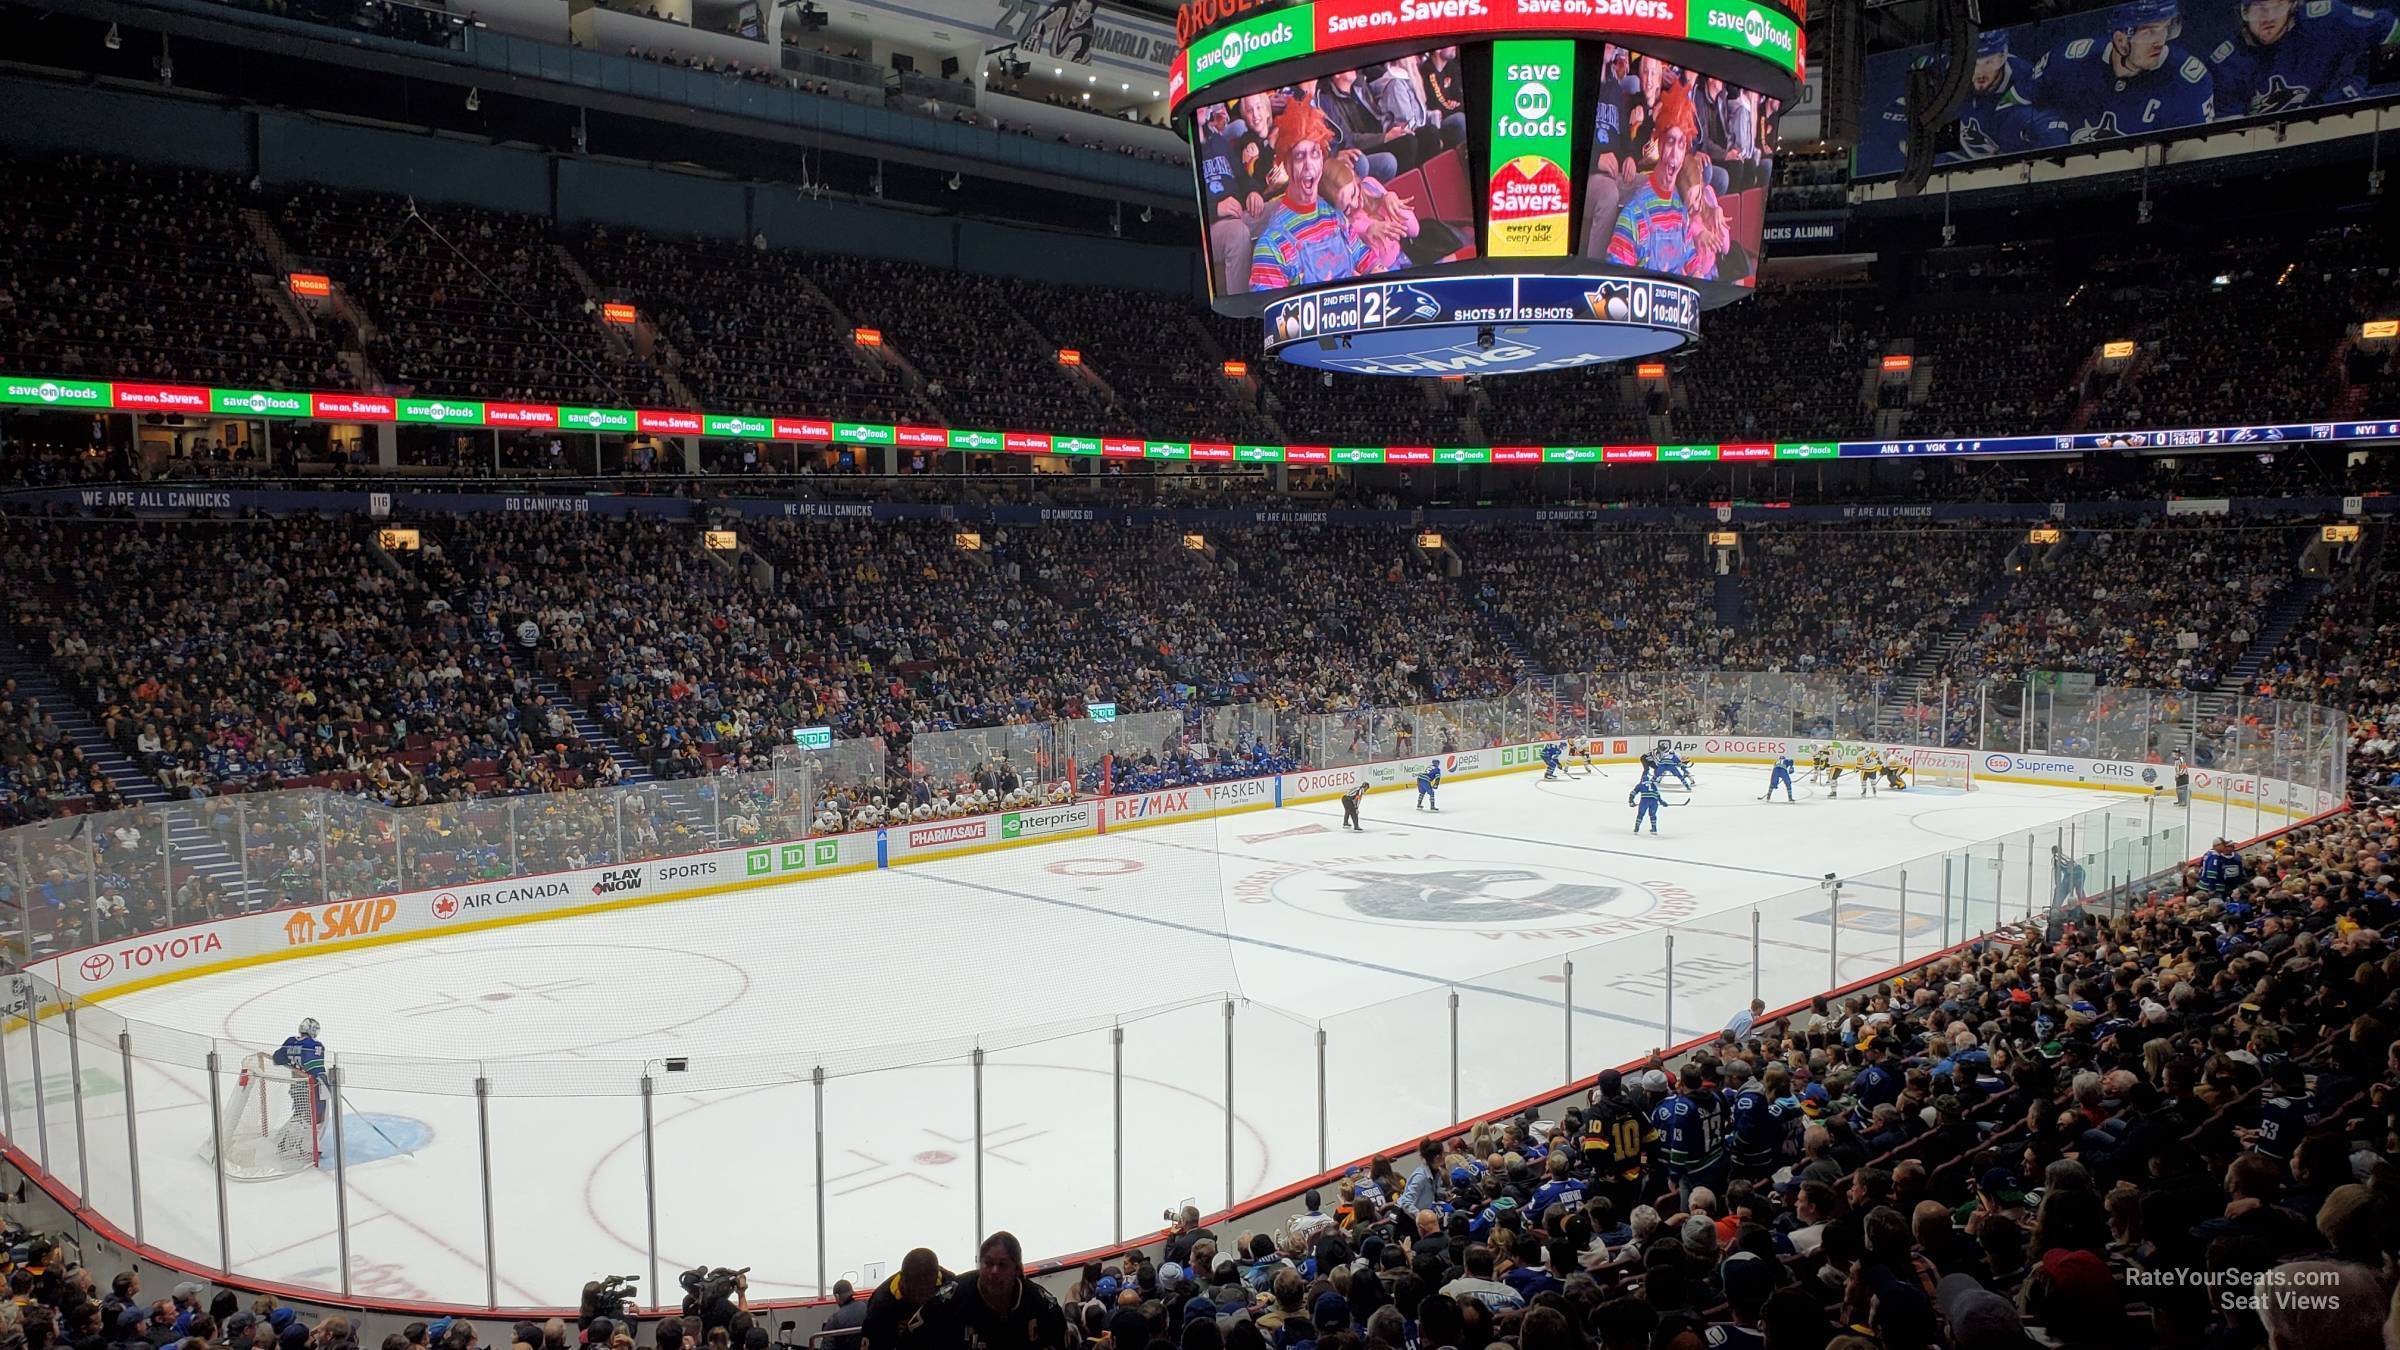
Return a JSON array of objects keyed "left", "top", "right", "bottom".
[
  {"left": 329, "top": 1064, "right": 352, "bottom": 1296},
  {"left": 2146, "top": 790, "right": 2158, "bottom": 885},
  {"left": 0, "top": 979, "right": 17, "bottom": 1145},
  {"left": 1662, "top": 937, "right": 1674, "bottom": 1048},
  {"left": 2026, "top": 833, "right": 2037, "bottom": 925},
  {"left": 476, "top": 1075, "right": 497, "bottom": 1310},
  {"left": 1562, "top": 960, "right": 1574, "bottom": 1084},
  {"left": 1111, "top": 1026, "right": 1124, "bottom": 1244},
  {"left": 1222, "top": 999, "right": 1235, "bottom": 1211},
  {"left": 1942, "top": 857, "right": 1954, "bottom": 947},
  {"left": 1448, "top": 989, "right": 1460, "bottom": 1124},
  {"left": 1314, "top": 1026, "right": 1328, "bottom": 1174},
  {"left": 1750, "top": 908, "right": 1761, "bottom": 1003},
  {"left": 119, "top": 1032, "right": 142, "bottom": 1244},
  {"left": 63, "top": 1001, "right": 88, "bottom": 1198},
  {"left": 1827, "top": 885, "right": 1840, "bottom": 992},
  {"left": 812, "top": 1066, "right": 826, "bottom": 1297},
  {"left": 1897, "top": 870, "right": 1908, "bottom": 964},
  {"left": 642, "top": 1073, "right": 661, "bottom": 1303},
  {"left": 26, "top": 983, "right": 49, "bottom": 1171},
  {"left": 206, "top": 1049, "right": 230, "bottom": 1273},
  {"left": 972, "top": 1046, "right": 986, "bottom": 1244}
]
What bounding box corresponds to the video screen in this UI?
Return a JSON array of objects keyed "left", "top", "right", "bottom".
[
  {"left": 1191, "top": 46, "right": 1477, "bottom": 300},
  {"left": 1582, "top": 44, "right": 1782, "bottom": 289},
  {"left": 1855, "top": 0, "right": 2400, "bottom": 177}
]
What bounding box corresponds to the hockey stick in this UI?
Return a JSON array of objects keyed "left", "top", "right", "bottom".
[{"left": 332, "top": 1080, "right": 418, "bottom": 1159}]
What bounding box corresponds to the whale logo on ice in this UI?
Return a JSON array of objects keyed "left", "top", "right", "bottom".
[{"left": 1329, "top": 865, "right": 1628, "bottom": 924}]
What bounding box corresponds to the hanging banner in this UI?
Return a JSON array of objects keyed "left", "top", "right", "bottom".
[{"left": 1485, "top": 39, "right": 1577, "bottom": 258}]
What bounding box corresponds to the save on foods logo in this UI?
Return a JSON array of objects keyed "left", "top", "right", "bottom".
[
  {"left": 1690, "top": 0, "right": 1800, "bottom": 66},
  {"left": 1188, "top": 8, "right": 1310, "bottom": 91},
  {"left": 744, "top": 840, "right": 842, "bottom": 876}
]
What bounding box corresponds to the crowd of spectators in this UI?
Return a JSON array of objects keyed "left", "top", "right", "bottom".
[
  {"left": 269, "top": 187, "right": 675, "bottom": 407},
  {"left": 1721, "top": 529, "right": 2013, "bottom": 682},
  {"left": 1459, "top": 528, "right": 1722, "bottom": 676},
  {"left": 0, "top": 677, "right": 112, "bottom": 828},
  {"left": 3, "top": 154, "right": 2396, "bottom": 467},
  {"left": 1946, "top": 520, "right": 2301, "bottom": 691},
  {"left": 0, "top": 156, "right": 353, "bottom": 398}
]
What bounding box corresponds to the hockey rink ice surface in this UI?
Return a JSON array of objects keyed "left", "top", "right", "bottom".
[{"left": 34, "top": 770, "right": 2137, "bottom": 1307}]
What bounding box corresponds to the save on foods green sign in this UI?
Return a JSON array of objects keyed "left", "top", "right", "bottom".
[
  {"left": 1687, "top": 0, "right": 1801, "bottom": 74},
  {"left": 1185, "top": 5, "right": 1314, "bottom": 98},
  {"left": 1486, "top": 40, "right": 1577, "bottom": 258}
]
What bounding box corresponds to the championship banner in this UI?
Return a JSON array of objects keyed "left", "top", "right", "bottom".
[{"left": 1486, "top": 40, "right": 1577, "bottom": 258}]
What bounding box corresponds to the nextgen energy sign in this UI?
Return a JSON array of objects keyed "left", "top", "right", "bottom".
[{"left": 1185, "top": 5, "right": 1314, "bottom": 95}]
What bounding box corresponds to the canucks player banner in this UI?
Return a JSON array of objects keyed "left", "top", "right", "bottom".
[{"left": 1855, "top": 0, "right": 2400, "bottom": 178}]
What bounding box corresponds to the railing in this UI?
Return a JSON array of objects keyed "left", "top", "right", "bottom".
[{"left": 0, "top": 674, "right": 2337, "bottom": 1311}]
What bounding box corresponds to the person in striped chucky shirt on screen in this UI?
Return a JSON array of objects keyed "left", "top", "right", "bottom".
[{"left": 1248, "top": 102, "right": 1375, "bottom": 293}]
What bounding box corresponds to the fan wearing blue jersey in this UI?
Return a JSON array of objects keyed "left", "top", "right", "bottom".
[
  {"left": 1763, "top": 753, "right": 1797, "bottom": 802},
  {"left": 1416, "top": 759, "right": 1442, "bottom": 811},
  {"left": 1629, "top": 776, "right": 1666, "bottom": 834},
  {"left": 2211, "top": 0, "right": 2400, "bottom": 115},
  {"left": 1540, "top": 741, "right": 1565, "bottom": 780},
  {"left": 1649, "top": 1063, "right": 1728, "bottom": 1206},
  {"left": 2036, "top": 0, "right": 2216, "bottom": 141}
]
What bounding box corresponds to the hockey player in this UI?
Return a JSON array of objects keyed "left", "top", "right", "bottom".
[
  {"left": 270, "top": 1017, "right": 327, "bottom": 1165},
  {"left": 1416, "top": 759, "right": 1442, "bottom": 811},
  {"left": 1881, "top": 758, "right": 1912, "bottom": 792},
  {"left": 1887, "top": 30, "right": 2073, "bottom": 160},
  {"left": 1859, "top": 748, "right": 1882, "bottom": 797},
  {"left": 1341, "top": 780, "right": 1366, "bottom": 831},
  {"left": 1629, "top": 776, "right": 1667, "bottom": 834},
  {"left": 1763, "top": 753, "right": 1797, "bottom": 802},
  {"left": 1574, "top": 738, "right": 1598, "bottom": 776},
  {"left": 2210, "top": 0, "right": 2399, "bottom": 116},
  {"left": 1540, "top": 741, "right": 1565, "bottom": 780},
  {"left": 1809, "top": 746, "right": 1832, "bottom": 784},
  {"left": 1826, "top": 752, "right": 1845, "bottom": 795},
  {"left": 1654, "top": 747, "right": 1693, "bottom": 790},
  {"left": 2034, "top": 0, "right": 2216, "bottom": 142}
]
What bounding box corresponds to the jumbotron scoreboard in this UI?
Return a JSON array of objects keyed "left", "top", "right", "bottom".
[{"left": 1170, "top": 0, "right": 1805, "bottom": 375}]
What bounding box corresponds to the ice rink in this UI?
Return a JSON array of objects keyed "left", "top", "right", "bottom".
[{"left": 39, "top": 765, "right": 2147, "bottom": 1308}]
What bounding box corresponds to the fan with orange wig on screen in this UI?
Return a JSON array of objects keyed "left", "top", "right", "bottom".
[{"left": 1247, "top": 100, "right": 1376, "bottom": 292}]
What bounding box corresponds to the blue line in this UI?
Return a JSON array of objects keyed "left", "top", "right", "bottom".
[{"left": 902, "top": 866, "right": 1702, "bottom": 1040}]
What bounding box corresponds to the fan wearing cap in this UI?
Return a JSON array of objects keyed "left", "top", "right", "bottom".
[
  {"left": 1603, "top": 81, "right": 1727, "bottom": 282},
  {"left": 1247, "top": 104, "right": 1378, "bottom": 293}
]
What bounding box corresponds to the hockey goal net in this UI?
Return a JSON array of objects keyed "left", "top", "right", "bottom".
[
  {"left": 200, "top": 1052, "right": 322, "bottom": 1180},
  {"left": 1899, "top": 747, "right": 1974, "bottom": 792}
]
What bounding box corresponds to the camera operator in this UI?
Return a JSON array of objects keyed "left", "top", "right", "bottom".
[
  {"left": 580, "top": 1277, "right": 639, "bottom": 1340},
  {"left": 679, "top": 1268, "right": 748, "bottom": 1335},
  {"left": 1159, "top": 1206, "right": 1213, "bottom": 1268},
  {"left": 919, "top": 1233, "right": 1063, "bottom": 1350}
]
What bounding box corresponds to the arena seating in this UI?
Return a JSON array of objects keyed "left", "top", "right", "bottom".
[
  {"left": 268, "top": 187, "right": 675, "bottom": 407},
  {"left": 0, "top": 156, "right": 353, "bottom": 396}
]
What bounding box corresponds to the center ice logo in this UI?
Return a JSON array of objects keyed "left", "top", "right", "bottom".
[{"left": 1248, "top": 856, "right": 1660, "bottom": 930}]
